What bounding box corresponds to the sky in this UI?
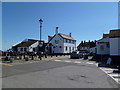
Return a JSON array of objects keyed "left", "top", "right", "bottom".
[{"left": 2, "top": 2, "right": 118, "bottom": 51}]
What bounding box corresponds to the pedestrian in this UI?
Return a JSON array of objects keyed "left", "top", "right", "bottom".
[{"left": 107, "top": 57, "right": 112, "bottom": 66}]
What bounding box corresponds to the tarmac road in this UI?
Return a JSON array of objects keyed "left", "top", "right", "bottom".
[{"left": 2, "top": 58, "right": 119, "bottom": 88}]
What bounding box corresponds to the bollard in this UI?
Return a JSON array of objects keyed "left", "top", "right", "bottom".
[
  {"left": 23, "top": 54, "right": 25, "bottom": 59},
  {"left": 31, "top": 55, "right": 34, "bottom": 60},
  {"left": 45, "top": 54, "right": 47, "bottom": 58},
  {"left": 25, "top": 57, "right": 29, "bottom": 61},
  {"left": 39, "top": 55, "right": 42, "bottom": 60},
  {"left": 51, "top": 55, "right": 53, "bottom": 57},
  {"left": 10, "top": 58, "right": 14, "bottom": 63}
]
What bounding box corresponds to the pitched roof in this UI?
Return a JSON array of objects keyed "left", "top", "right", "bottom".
[
  {"left": 109, "top": 29, "right": 120, "bottom": 38},
  {"left": 13, "top": 39, "right": 38, "bottom": 47},
  {"left": 77, "top": 41, "right": 96, "bottom": 48},
  {"left": 48, "top": 35, "right": 53, "bottom": 38},
  {"left": 103, "top": 34, "right": 109, "bottom": 38},
  {"left": 58, "top": 33, "right": 75, "bottom": 40}
]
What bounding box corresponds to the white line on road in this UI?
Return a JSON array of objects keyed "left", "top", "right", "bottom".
[
  {"left": 64, "top": 60, "right": 71, "bottom": 63},
  {"left": 74, "top": 61, "right": 81, "bottom": 63},
  {"left": 86, "top": 62, "right": 94, "bottom": 64},
  {"left": 54, "top": 60, "right": 61, "bottom": 62},
  {"left": 100, "top": 68, "right": 120, "bottom": 84}
]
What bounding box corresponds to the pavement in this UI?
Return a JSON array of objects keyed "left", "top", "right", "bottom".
[
  {"left": 1, "top": 55, "right": 70, "bottom": 65},
  {"left": 1, "top": 56, "right": 120, "bottom": 88}
]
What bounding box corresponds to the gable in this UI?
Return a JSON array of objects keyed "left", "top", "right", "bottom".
[{"left": 47, "top": 34, "right": 63, "bottom": 45}]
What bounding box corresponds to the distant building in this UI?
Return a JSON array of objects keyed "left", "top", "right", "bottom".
[
  {"left": 12, "top": 39, "right": 39, "bottom": 54},
  {"left": 96, "top": 37, "right": 110, "bottom": 55},
  {"left": 12, "top": 39, "right": 47, "bottom": 54},
  {"left": 96, "top": 29, "right": 120, "bottom": 56},
  {"left": 77, "top": 40, "right": 96, "bottom": 52},
  {"left": 109, "top": 29, "right": 120, "bottom": 56},
  {"left": 46, "top": 27, "right": 76, "bottom": 54}
]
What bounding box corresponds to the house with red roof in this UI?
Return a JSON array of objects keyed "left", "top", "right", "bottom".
[{"left": 46, "top": 27, "right": 76, "bottom": 54}]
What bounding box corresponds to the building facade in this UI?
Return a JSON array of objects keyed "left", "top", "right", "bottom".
[
  {"left": 46, "top": 27, "right": 76, "bottom": 54},
  {"left": 96, "top": 37, "right": 110, "bottom": 55},
  {"left": 109, "top": 29, "right": 120, "bottom": 56},
  {"left": 96, "top": 29, "right": 120, "bottom": 56},
  {"left": 12, "top": 39, "right": 39, "bottom": 54},
  {"left": 77, "top": 41, "right": 96, "bottom": 52}
]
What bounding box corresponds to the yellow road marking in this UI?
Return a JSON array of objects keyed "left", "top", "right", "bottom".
[{"left": 0, "top": 63, "right": 13, "bottom": 66}]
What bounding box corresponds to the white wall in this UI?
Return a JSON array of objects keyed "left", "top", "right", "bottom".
[
  {"left": 18, "top": 47, "right": 29, "bottom": 53},
  {"left": 48, "top": 34, "right": 64, "bottom": 53},
  {"left": 64, "top": 43, "right": 76, "bottom": 53},
  {"left": 110, "top": 38, "right": 120, "bottom": 56},
  {"left": 90, "top": 47, "right": 96, "bottom": 54},
  {"left": 96, "top": 37, "right": 110, "bottom": 55},
  {"left": 47, "top": 34, "right": 76, "bottom": 53},
  {"left": 29, "top": 41, "right": 39, "bottom": 52}
]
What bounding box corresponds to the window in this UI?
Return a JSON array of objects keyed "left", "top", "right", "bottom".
[
  {"left": 106, "top": 42, "right": 110, "bottom": 48},
  {"left": 24, "top": 48, "right": 27, "bottom": 52},
  {"left": 66, "top": 39, "right": 67, "bottom": 43},
  {"left": 33, "top": 48, "right": 35, "bottom": 52},
  {"left": 72, "top": 47, "right": 74, "bottom": 51},
  {"left": 66, "top": 46, "right": 67, "bottom": 51},
  {"left": 69, "top": 40, "right": 71, "bottom": 43},
  {"left": 100, "top": 45, "right": 104, "bottom": 51},
  {"left": 59, "top": 46, "right": 62, "bottom": 48},
  {"left": 72, "top": 41, "right": 74, "bottom": 44},
  {"left": 20, "top": 48, "right": 23, "bottom": 51},
  {"left": 69, "top": 47, "right": 71, "bottom": 53}
]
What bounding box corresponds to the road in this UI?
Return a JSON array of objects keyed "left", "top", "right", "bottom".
[{"left": 2, "top": 57, "right": 119, "bottom": 88}]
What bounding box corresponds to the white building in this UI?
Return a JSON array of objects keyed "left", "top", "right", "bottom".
[
  {"left": 12, "top": 39, "right": 39, "bottom": 54},
  {"left": 96, "top": 29, "right": 120, "bottom": 56},
  {"left": 96, "top": 37, "right": 110, "bottom": 55},
  {"left": 90, "top": 47, "right": 97, "bottom": 54},
  {"left": 46, "top": 27, "right": 76, "bottom": 54},
  {"left": 109, "top": 29, "right": 120, "bottom": 56}
]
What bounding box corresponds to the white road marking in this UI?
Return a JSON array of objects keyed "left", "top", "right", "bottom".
[
  {"left": 64, "top": 60, "right": 71, "bottom": 62},
  {"left": 100, "top": 67, "right": 120, "bottom": 84},
  {"left": 54, "top": 60, "right": 61, "bottom": 62},
  {"left": 101, "top": 68, "right": 113, "bottom": 71},
  {"left": 86, "top": 62, "right": 94, "bottom": 64},
  {"left": 74, "top": 61, "right": 81, "bottom": 63}
]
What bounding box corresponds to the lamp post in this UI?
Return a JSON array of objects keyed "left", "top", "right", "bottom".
[
  {"left": 38, "top": 18, "right": 43, "bottom": 60},
  {"left": 39, "top": 18, "right": 43, "bottom": 43}
]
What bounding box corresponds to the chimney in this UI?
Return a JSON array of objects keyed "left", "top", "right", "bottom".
[
  {"left": 56, "top": 27, "right": 59, "bottom": 34},
  {"left": 69, "top": 33, "right": 72, "bottom": 37}
]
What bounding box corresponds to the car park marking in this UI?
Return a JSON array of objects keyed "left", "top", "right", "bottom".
[
  {"left": 100, "top": 67, "right": 120, "bottom": 84},
  {"left": 64, "top": 60, "right": 71, "bottom": 62},
  {"left": 74, "top": 61, "right": 81, "bottom": 63},
  {"left": 86, "top": 62, "right": 94, "bottom": 64},
  {"left": 0, "top": 63, "right": 13, "bottom": 66},
  {"left": 54, "top": 60, "right": 61, "bottom": 62}
]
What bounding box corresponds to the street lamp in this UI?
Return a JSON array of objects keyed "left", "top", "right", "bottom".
[
  {"left": 38, "top": 18, "right": 43, "bottom": 60},
  {"left": 39, "top": 18, "right": 43, "bottom": 50},
  {"left": 39, "top": 18, "right": 43, "bottom": 42}
]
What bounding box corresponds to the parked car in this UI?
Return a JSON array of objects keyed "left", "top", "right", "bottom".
[{"left": 70, "top": 51, "right": 83, "bottom": 59}]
